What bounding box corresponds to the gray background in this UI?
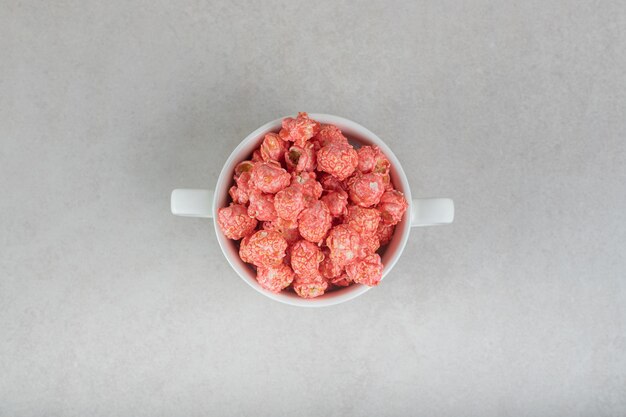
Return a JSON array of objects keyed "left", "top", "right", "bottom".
[{"left": 1, "top": 0, "right": 625, "bottom": 416}]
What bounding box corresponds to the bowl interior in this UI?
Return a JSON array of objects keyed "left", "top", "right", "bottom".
[{"left": 213, "top": 114, "right": 412, "bottom": 307}]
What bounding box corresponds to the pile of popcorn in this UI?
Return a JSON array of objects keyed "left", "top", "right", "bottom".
[{"left": 217, "top": 113, "right": 408, "bottom": 298}]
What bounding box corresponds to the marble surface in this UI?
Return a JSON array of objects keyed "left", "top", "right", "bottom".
[{"left": 1, "top": 1, "right": 625, "bottom": 416}]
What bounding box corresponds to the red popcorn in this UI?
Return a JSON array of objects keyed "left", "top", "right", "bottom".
[
  {"left": 229, "top": 184, "right": 248, "bottom": 205},
  {"left": 325, "top": 224, "right": 366, "bottom": 267},
  {"left": 235, "top": 160, "right": 255, "bottom": 176},
  {"left": 316, "top": 144, "right": 358, "bottom": 181},
  {"left": 298, "top": 200, "right": 332, "bottom": 243},
  {"left": 250, "top": 162, "right": 291, "bottom": 194},
  {"left": 228, "top": 185, "right": 241, "bottom": 204},
  {"left": 262, "top": 217, "right": 300, "bottom": 245},
  {"left": 376, "top": 222, "right": 395, "bottom": 246},
  {"left": 377, "top": 190, "right": 408, "bottom": 225},
  {"left": 230, "top": 163, "right": 255, "bottom": 204},
  {"left": 319, "top": 248, "right": 343, "bottom": 279},
  {"left": 239, "top": 234, "right": 253, "bottom": 263},
  {"left": 321, "top": 190, "right": 348, "bottom": 218},
  {"left": 274, "top": 186, "right": 305, "bottom": 221},
  {"left": 348, "top": 172, "right": 385, "bottom": 207},
  {"left": 218, "top": 204, "right": 258, "bottom": 240},
  {"left": 345, "top": 206, "right": 381, "bottom": 236},
  {"left": 279, "top": 112, "right": 321, "bottom": 147},
  {"left": 291, "top": 172, "right": 323, "bottom": 201},
  {"left": 314, "top": 124, "right": 349, "bottom": 147},
  {"left": 251, "top": 149, "right": 263, "bottom": 162},
  {"left": 357, "top": 145, "right": 390, "bottom": 175},
  {"left": 247, "top": 190, "right": 277, "bottom": 222},
  {"left": 242, "top": 230, "right": 288, "bottom": 267},
  {"left": 290, "top": 240, "right": 324, "bottom": 280},
  {"left": 222, "top": 113, "right": 408, "bottom": 298},
  {"left": 256, "top": 263, "right": 294, "bottom": 293},
  {"left": 293, "top": 277, "right": 328, "bottom": 299},
  {"left": 345, "top": 253, "right": 383, "bottom": 287},
  {"left": 357, "top": 146, "right": 376, "bottom": 173},
  {"left": 260, "top": 132, "right": 287, "bottom": 163},
  {"left": 285, "top": 142, "right": 316, "bottom": 172}
]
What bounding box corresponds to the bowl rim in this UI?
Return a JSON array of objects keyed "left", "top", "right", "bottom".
[{"left": 212, "top": 113, "right": 412, "bottom": 307}]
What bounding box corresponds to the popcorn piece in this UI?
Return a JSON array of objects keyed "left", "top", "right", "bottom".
[
  {"left": 250, "top": 162, "right": 291, "bottom": 194},
  {"left": 274, "top": 186, "right": 305, "bottom": 221},
  {"left": 230, "top": 163, "right": 255, "bottom": 204},
  {"left": 285, "top": 142, "right": 316, "bottom": 172},
  {"left": 357, "top": 145, "right": 390, "bottom": 175},
  {"left": 321, "top": 190, "right": 348, "bottom": 218},
  {"left": 279, "top": 112, "right": 321, "bottom": 147},
  {"left": 247, "top": 190, "right": 277, "bottom": 222},
  {"left": 357, "top": 146, "right": 376, "bottom": 173},
  {"left": 239, "top": 234, "right": 253, "bottom": 263},
  {"left": 242, "top": 230, "right": 288, "bottom": 267},
  {"left": 345, "top": 206, "right": 381, "bottom": 236},
  {"left": 251, "top": 149, "right": 263, "bottom": 162},
  {"left": 325, "top": 224, "right": 366, "bottom": 267},
  {"left": 348, "top": 172, "right": 385, "bottom": 207},
  {"left": 235, "top": 160, "right": 255, "bottom": 176},
  {"left": 229, "top": 183, "right": 249, "bottom": 205},
  {"left": 290, "top": 240, "right": 324, "bottom": 280},
  {"left": 217, "top": 204, "right": 258, "bottom": 240},
  {"left": 256, "top": 263, "right": 294, "bottom": 293},
  {"left": 298, "top": 200, "right": 332, "bottom": 243},
  {"left": 377, "top": 190, "right": 408, "bottom": 225},
  {"left": 260, "top": 132, "right": 287, "bottom": 163},
  {"left": 293, "top": 277, "right": 328, "bottom": 299},
  {"left": 376, "top": 222, "right": 395, "bottom": 246},
  {"left": 345, "top": 253, "right": 383, "bottom": 287},
  {"left": 319, "top": 247, "right": 343, "bottom": 279},
  {"left": 291, "top": 172, "right": 323, "bottom": 201},
  {"left": 316, "top": 144, "right": 358, "bottom": 181},
  {"left": 313, "top": 124, "right": 349, "bottom": 147}
]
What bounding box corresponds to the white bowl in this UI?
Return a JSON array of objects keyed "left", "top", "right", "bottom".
[{"left": 172, "top": 114, "right": 454, "bottom": 307}]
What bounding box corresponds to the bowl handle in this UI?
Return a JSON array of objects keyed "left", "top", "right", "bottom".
[
  {"left": 411, "top": 198, "right": 454, "bottom": 227},
  {"left": 171, "top": 189, "right": 214, "bottom": 218}
]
